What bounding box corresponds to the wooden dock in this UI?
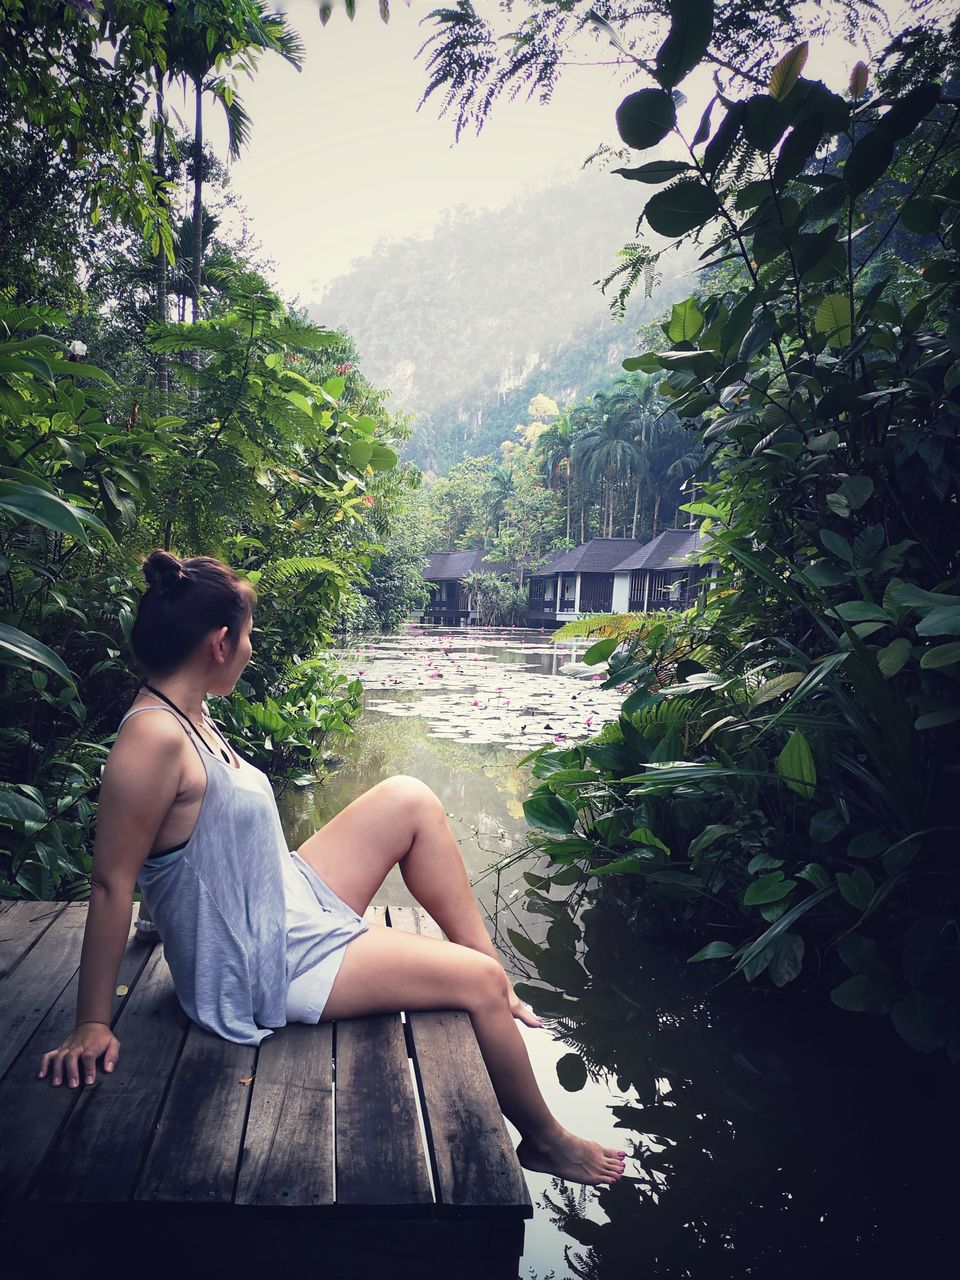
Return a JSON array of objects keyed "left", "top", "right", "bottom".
[{"left": 0, "top": 900, "right": 531, "bottom": 1279}]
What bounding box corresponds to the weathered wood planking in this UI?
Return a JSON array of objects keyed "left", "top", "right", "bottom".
[
  {"left": 0, "top": 907, "right": 149, "bottom": 1201},
  {"left": 0, "top": 903, "right": 90, "bottom": 1079},
  {"left": 0, "top": 900, "right": 66, "bottom": 979},
  {"left": 135, "top": 1021, "right": 256, "bottom": 1203},
  {"left": 234, "top": 1019, "right": 335, "bottom": 1207},
  {"left": 30, "top": 943, "right": 189, "bottom": 1203},
  {"left": 390, "top": 906, "right": 532, "bottom": 1217},
  {"left": 334, "top": 906, "right": 433, "bottom": 1208},
  {"left": 2, "top": 899, "right": 529, "bottom": 1280}
]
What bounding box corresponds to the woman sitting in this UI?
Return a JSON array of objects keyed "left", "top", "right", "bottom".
[{"left": 39, "top": 551, "right": 625, "bottom": 1187}]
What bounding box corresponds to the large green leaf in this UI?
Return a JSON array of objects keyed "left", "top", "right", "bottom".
[
  {"left": 654, "top": 0, "right": 713, "bottom": 90},
  {"left": 0, "top": 787, "right": 48, "bottom": 827},
  {"left": 843, "top": 127, "right": 895, "bottom": 198},
  {"left": 0, "top": 480, "right": 108, "bottom": 541},
  {"left": 666, "top": 296, "right": 705, "bottom": 343},
  {"left": 738, "top": 309, "right": 774, "bottom": 361},
  {"left": 814, "top": 293, "right": 852, "bottom": 346},
  {"left": 0, "top": 623, "right": 75, "bottom": 686},
  {"left": 744, "top": 871, "right": 796, "bottom": 906},
  {"left": 613, "top": 160, "right": 692, "bottom": 184},
  {"left": 523, "top": 792, "right": 579, "bottom": 834},
  {"left": 776, "top": 729, "right": 816, "bottom": 798},
  {"left": 615, "top": 88, "right": 677, "bottom": 150},
  {"left": 830, "top": 973, "right": 895, "bottom": 1014},
  {"left": 644, "top": 180, "right": 720, "bottom": 236},
  {"left": 768, "top": 43, "right": 808, "bottom": 101},
  {"left": 743, "top": 95, "right": 788, "bottom": 152}
]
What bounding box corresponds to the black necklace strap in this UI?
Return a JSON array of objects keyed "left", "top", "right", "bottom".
[{"left": 141, "top": 683, "right": 232, "bottom": 764}]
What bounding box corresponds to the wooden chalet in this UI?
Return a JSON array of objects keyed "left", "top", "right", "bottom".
[
  {"left": 527, "top": 531, "right": 716, "bottom": 623},
  {"left": 421, "top": 550, "right": 511, "bottom": 626},
  {"left": 613, "top": 529, "right": 718, "bottom": 612},
  {"left": 526, "top": 538, "right": 642, "bottom": 624}
]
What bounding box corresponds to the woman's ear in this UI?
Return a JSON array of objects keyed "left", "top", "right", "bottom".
[{"left": 214, "top": 625, "right": 230, "bottom": 663}]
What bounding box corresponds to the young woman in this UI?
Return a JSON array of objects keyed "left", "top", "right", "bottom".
[{"left": 38, "top": 551, "right": 625, "bottom": 1187}]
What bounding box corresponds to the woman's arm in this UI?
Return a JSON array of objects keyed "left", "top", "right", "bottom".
[{"left": 38, "top": 713, "right": 185, "bottom": 1088}]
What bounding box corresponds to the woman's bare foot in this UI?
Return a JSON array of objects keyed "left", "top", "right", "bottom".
[
  {"left": 508, "top": 984, "right": 544, "bottom": 1028},
  {"left": 516, "top": 1130, "right": 626, "bottom": 1186}
]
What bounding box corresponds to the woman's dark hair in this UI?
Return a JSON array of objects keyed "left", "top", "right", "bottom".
[{"left": 130, "top": 551, "right": 255, "bottom": 675}]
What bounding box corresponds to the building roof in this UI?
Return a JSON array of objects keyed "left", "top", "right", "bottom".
[
  {"left": 612, "top": 529, "right": 715, "bottom": 572},
  {"left": 423, "top": 550, "right": 511, "bottom": 582},
  {"left": 532, "top": 538, "right": 643, "bottom": 578}
]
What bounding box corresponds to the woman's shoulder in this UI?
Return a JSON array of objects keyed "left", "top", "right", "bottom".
[{"left": 114, "top": 703, "right": 190, "bottom": 758}]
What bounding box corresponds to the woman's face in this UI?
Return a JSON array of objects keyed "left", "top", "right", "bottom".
[{"left": 210, "top": 611, "right": 254, "bottom": 695}]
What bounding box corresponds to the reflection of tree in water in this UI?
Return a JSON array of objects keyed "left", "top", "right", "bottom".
[{"left": 507, "top": 890, "right": 958, "bottom": 1279}]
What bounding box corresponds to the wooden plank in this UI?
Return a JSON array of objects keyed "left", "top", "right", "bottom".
[
  {"left": 31, "top": 942, "right": 189, "bottom": 1203},
  {"left": 393, "top": 905, "right": 532, "bottom": 1217},
  {"left": 0, "top": 906, "right": 151, "bottom": 1201},
  {"left": 0, "top": 900, "right": 66, "bottom": 979},
  {"left": 235, "top": 1020, "right": 334, "bottom": 1207},
  {"left": 0, "top": 903, "right": 89, "bottom": 1079},
  {"left": 135, "top": 1022, "right": 256, "bottom": 1204},
  {"left": 334, "top": 905, "right": 432, "bottom": 1208}
]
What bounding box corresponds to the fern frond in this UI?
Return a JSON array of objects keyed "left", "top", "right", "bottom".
[{"left": 258, "top": 556, "right": 345, "bottom": 588}]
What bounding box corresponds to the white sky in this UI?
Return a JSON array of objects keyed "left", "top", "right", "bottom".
[{"left": 192, "top": 0, "right": 898, "bottom": 305}]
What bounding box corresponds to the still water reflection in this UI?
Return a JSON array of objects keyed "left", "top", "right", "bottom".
[{"left": 279, "top": 627, "right": 957, "bottom": 1279}]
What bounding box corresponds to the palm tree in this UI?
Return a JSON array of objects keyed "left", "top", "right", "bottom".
[
  {"left": 571, "top": 392, "right": 645, "bottom": 538},
  {"left": 536, "top": 414, "right": 574, "bottom": 540},
  {"left": 164, "top": 3, "right": 303, "bottom": 335}
]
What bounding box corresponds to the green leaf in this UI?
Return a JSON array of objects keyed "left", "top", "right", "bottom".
[
  {"left": 627, "top": 826, "right": 670, "bottom": 853},
  {"left": 900, "top": 198, "right": 941, "bottom": 234},
  {"left": 743, "top": 94, "right": 788, "bottom": 152},
  {"left": 820, "top": 529, "right": 853, "bottom": 562},
  {"left": 738, "top": 309, "right": 774, "bottom": 361},
  {"left": 556, "top": 1053, "right": 588, "bottom": 1092},
  {"left": 687, "top": 940, "right": 736, "bottom": 962},
  {"left": 830, "top": 601, "right": 889, "bottom": 622},
  {"left": 849, "top": 62, "right": 869, "bottom": 98},
  {"left": 768, "top": 43, "right": 808, "bottom": 101},
  {"left": 916, "top": 607, "right": 960, "bottom": 637},
  {"left": 830, "top": 973, "right": 895, "bottom": 1014},
  {"left": 776, "top": 729, "right": 816, "bottom": 799},
  {"left": 837, "top": 867, "right": 875, "bottom": 910},
  {"left": 837, "top": 933, "right": 886, "bottom": 977},
  {"left": 891, "top": 991, "right": 948, "bottom": 1053},
  {"left": 880, "top": 83, "right": 941, "bottom": 141},
  {"left": 654, "top": 0, "right": 713, "bottom": 89},
  {"left": 667, "top": 296, "right": 705, "bottom": 343},
  {"left": 843, "top": 127, "right": 895, "bottom": 197},
  {"left": 644, "top": 180, "right": 720, "bottom": 236},
  {"left": 920, "top": 642, "right": 960, "bottom": 670},
  {"left": 0, "top": 787, "right": 47, "bottom": 827},
  {"left": 583, "top": 637, "right": 619, "bottom": 665},
  {"left": 0, "top": 480, "right": 106, "bottom": 541},
  {"left": 814, "top": 293, "right": 852, "bottom": 346},
  {"left": 877, "top": 637, "right": 912, "bottom": 677},
  {"left": 613, "top": 160, "right": 692, "bottom": 183},
  {"left": 622, "top": 353, "right": 663, "bottom": 373},
  {"left": 770, "top": 933, "right": 804, "bottom": 986},
  {"left": 506, "top": 928, "right": 544, "bottom": 964},
  {"left": 523, "top": 792, "right": 579, "bottom": 834},
  {"left": 616, "top": 89, "right": 677, "bottom": 150},
  {"left": 0, "top": 623, "right": 75, "bottom": 686},
  {"left": 744, "top": 871, "right": 796, "bottom": 906}
]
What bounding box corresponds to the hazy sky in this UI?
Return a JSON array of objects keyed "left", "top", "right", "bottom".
[{"left": 192, "top": 0, "right": 891, "bottom": 306}]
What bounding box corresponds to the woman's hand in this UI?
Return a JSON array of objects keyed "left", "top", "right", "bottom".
[{"left": 38, "top": 1022, "right": 120, "bottom": 1088}]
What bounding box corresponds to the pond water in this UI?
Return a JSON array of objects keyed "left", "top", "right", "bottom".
[{"left": 278, "top": 626, "right": 957, "bottom": 1279}]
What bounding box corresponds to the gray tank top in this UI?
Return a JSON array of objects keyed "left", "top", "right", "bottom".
[{"left": 125, "top": 704, "right": 359, "bottom": 1045}]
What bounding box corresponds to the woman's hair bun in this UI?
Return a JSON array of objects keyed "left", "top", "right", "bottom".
[{"left": 143, "top": 549, "right": 188, "bottom": 595}]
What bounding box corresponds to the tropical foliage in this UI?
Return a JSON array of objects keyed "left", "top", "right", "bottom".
[
  {"left": 0, "top": 2, "right": 409, "bottom": 898},
  {"left": 514, "top": 6, "right": 960, "bottom": 1057}
]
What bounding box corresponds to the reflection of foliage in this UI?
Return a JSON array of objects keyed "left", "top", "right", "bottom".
[{"left": 505, "top": 887, "right": 956, "bottom": 1276}]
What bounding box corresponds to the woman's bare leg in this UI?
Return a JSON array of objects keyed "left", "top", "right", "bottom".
[
  {"left": 297, "top": 774, "right": 541, "bottom": 1025},
  {"left": 322, "top": 925, "right": 625, "bottom": 1187}
]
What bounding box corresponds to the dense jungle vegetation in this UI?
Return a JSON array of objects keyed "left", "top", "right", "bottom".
[{"left": 417, "top": 0, "right": 960, "bottom": 1058}]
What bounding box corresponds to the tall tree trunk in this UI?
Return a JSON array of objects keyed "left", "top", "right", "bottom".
[
  {"left": 579, "top": 501, "right": 585, "bottom": 544},
  {"left": 191, "top": 79, "right": 203, "bottom": 395},
  {"left": 154, "top": 78, "right": 168, "bottom": 395},
  {"left": 565, "top": 460, "right": 571, "bottom": 541},
  {"left": 653, "top": 487, "right": 661, "bottom": 534},
  {"left": 631, "top": 476, "right": 640, "bottom": 539}
]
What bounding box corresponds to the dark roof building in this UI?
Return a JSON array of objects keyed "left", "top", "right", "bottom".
[
  {"left": 423, "top": 551, "right": 509, "bottom": 582},
  {"left": 532, "top": 538, "right": 643, "bottom": 578},
  {"left": 612, "top": 529, "right": 713, "bottom": 572}
]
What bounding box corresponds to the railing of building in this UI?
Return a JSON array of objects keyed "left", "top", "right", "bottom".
[{"left": 578, "top": 573, "right": 614, "bottom": 614}]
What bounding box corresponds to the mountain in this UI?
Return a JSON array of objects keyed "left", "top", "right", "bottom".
[{"left": 308, "top": 171, "right": 700, "bottom": 472}]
